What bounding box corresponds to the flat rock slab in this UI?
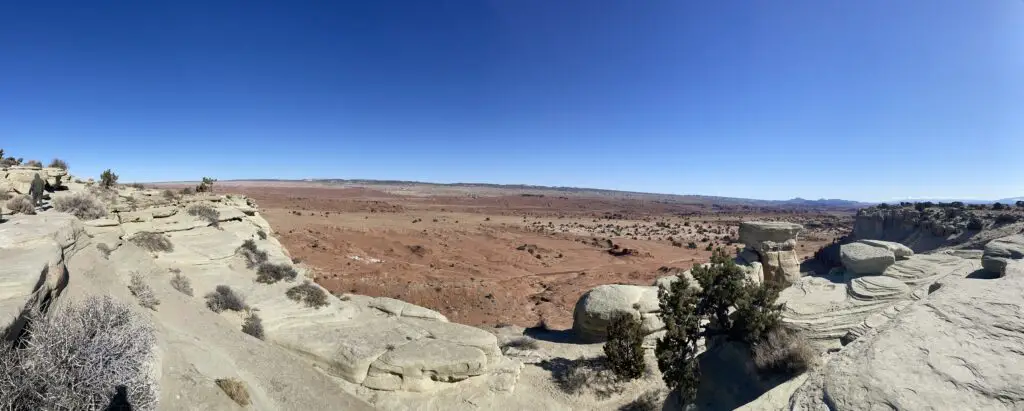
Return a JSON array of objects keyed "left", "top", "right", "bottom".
[
  {"left": 982, "top": 235, "right": 1024, "bottom": 275},
  {"left": 365, "top": 339, "right": 489, "bottom": 392},
  {"left": 804, "top": 264, "right": 1024, "bottom": 410},
  {"left": 841, "top": 243, "right": 896, "bottom": 275},
  {"left": 739, "top": 221, "right": 803, "bottom": 246},
  {"left": 857, "top": 239, "right": 914, "bottom": 259}
]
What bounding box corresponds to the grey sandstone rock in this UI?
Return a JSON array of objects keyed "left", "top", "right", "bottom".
[
  {"left": 857, "top": 239, "right": 914, "bottom": 259},
  {"left": 840, "top": 242, "right": 895, "bottom": 275},
  {"left": 982, "top": 234, "right": 1024, "bottom": 276},
  {"left": 739, "top": 221, "right": 803, "bottom": 246},
  {"left": 572, "top": 284, "right": 661, "bottom": 342}
]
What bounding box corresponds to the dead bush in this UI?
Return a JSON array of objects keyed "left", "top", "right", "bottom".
[
  {"left": 546, "top": 357, "right": 625, "bottom": 399},
  {"left": 285, "top": 281, "right": 329, "bottom": 308},
  {"left": 5, "top": 196, "right": 34, "bottom": 215},
  {"left": 128, "top": 273, "right": 160, "bottom": 310},
  {"left": 206, "top": 285, "right": 246, "bottom": 312},
  {"left": 131, "top": 231, "right": 174, "bottom": 252},
  {"left": 237, "top": 239, "right": 268, "bottom": 268},
  {"left": 52, "top": 192, "right": 107, "bottom": 220},
  {"left": 752, "top": 327, "right": 818, "bottom": 376},
  {"left": 256, "top": 262, "right": 298, "bottom": 284},
  {"left": 0, "top": 296, "right": 158, "bottom": 410},
  {"left": 619, "top": 389, "right": 664, "bottom": 411},
  {"left": 241, "top": 311, "right": 265, "bottom": 340},
  {"left": 187, "top": 204, "right": 220, "bottom": 227},
  {"left": 501, "top": 336, "right": 540, "bottom": 352},
  {"left": 215, "top": 378, "right": 251, "bottom": 406},
  {"left": 170, "top": 272, "right": 193, "bottom": 296}
]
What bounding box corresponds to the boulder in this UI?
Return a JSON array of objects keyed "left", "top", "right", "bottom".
[
  {"left": 793, "top": 263, "right": 1024, "bottom": 410},
  {"left": 572, "top": 284, "right": 661, "bottom": 342},
  {"left": 982, "top": 235, "right": 1024, "bottom": 276},
  {"left": 760, "top": 250, "right": 800, "bottom": 285},
  {"left": 4, "top": 169, "right": 38, "bottom": 194},
  {"left": 840, "top": 242, "right": 896, "bottom": 275},
  {"left": 738, "top": 221, "right": 803, "bottom": 246},
  {"left": 857, "top": 239, "right": 913, "bottom": 259}
]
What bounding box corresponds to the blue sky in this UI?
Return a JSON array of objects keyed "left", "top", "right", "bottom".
[{"left": 1, "top": 1, "right": 1021, "bottom": 202}]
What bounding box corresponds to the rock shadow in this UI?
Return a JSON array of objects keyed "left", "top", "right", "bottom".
[
  {"left": 966, "top": 269, "right": 1000, "bottom": 280},
  {"left": 524, "top": 326, "right": 591, "bottom": 345}
]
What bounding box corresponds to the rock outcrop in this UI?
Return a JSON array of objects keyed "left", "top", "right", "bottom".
[
  {"left": 857, "top": 239, "right": 914, "bottom": 259},
  {"left": 839, "top": 242, "right": 895, "bottom": 275},
  {"left": 572, "top": 284, "right": 661, "bottom": 342},
  {"left": 791, "top": 262, "right": 1024, "bottom": 410},
  {"left": 739, "top": 221, "right": 804, "bottom": 286},
  {"left": 982, "top": 234, "right": 1024, "bottom": 276}
]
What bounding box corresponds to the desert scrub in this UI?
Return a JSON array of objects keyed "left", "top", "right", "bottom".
[
  {"left": 99, "top": 169, "right": 118, "bottom": 189},
  {"left": 241, "top": 311, "right": 265, "bottom": 340},
  {"left": 47, "top": 158, "right": 68, "bottom": 169},
  {"left": 169, "top": 272, "right": 194, "bottom": 296},
  {"left": 257, "top": 229, "right": 267, "bottom": 240},
  {"left": 187, "top": 203, "right": 220, "bottom": 227},
  {"left": 0, "top": 296, "right": 158, "bottom": 410},
  {"left": 285, "top": 281, "right": 329, "bottom": 308},
  {"left": 128, "top": 273, "right": 160, "bottom": 310},
  {"left": 130, "top": 231, "right": 174, "bottom": 252},
  {"left": 215, "top": 378, "right": 251, "bottom": 406},
  {"left": 52, "top": 192, "right": 107, "bottom": 220},
  {"left": 501, "top": 336, "right": 540, "bottom": 352},
  {"left": 256, "top": 262, "right": 298, "bottom": 284},
  {"left": 604, "top": 313, "right": 646, "bottom": 380},
  {"left": 206, "top": 285, "right": 246, "bottom": 312},
  {"left": 619, "top": 389, "right": 664, "bottom": 411},
  {"left": 96, "top": 243, "right": 113, "bottom": 259},
  {"left": 547, "top": 357, "right": 624, "bottom": 399},
  {"left": 751, "top": 327, "right": 818, "bottom": 376},
  {"left": 5, "top": 195, "right": 34, "bottom": 215},
  {"left": 23, "top": 159, "right": 43, "bottom": 168},
  {"left": 237, "top": 239, "right": 268, "bottom": 268}
]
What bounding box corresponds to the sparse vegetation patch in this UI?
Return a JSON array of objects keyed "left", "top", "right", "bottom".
[
  {"left": 285, "top": 281, "right": 329, "bottom": 308},
  {"left": 52, "top": 192, "right": 107, "bottom": 220},
  {"left": 130, "top": 231, "right": 174, "bottom": 252},
  {"left": 206, "top": 285, "right": 247, "bottom": 312}
]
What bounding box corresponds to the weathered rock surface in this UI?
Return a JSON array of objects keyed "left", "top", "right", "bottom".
[
  {"left": 840, "top": 242, "right": 895, "bottom": 275},
  {"left": 792, "top": 263, "right": 1024, "bottom": 410},
  {"left": 737, "top": 221, "right": 805, "bottom": 286},
  {"left": 982, "top": 234, "right": 1024, "bottom": 276},
  {"left": 857, "top": 239, "right": 914, "bottom": 259},
  {"left": 573, "top": 284, "right": 661, "bottom": 342},
  {"left": 739, "top": 221, "right": 803, "bottom": 246},
  {"left": 761, "top": 249, "right": 801, "bottom": 285}
]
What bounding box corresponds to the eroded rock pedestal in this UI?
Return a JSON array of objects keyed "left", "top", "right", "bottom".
[{"left": 739, "top": 221, "right": 804, "bottom": 286}]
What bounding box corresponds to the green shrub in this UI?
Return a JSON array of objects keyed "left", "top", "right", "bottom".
[
  {"left": 655, "top": 249, "right": 785, "bottom": 407},
  {"left": 285, "top": 281, "right": 329, "bottom": 308},
  {"left": 256, "top": 263, "right": 298, "bottom": 284},
  {"left": 99, "top": 169, "right": 118, "bottom": 189},
  {"left": 196, "top": 177, "right": 217, "bottom": 193},
  {"left": 604, "top": 313, "right": 646, "bottom": 380}
]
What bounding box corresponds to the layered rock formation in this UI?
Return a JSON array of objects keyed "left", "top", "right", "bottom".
[
  {"left": 739, "top": 221, "right": 804, "bottom": 286},
  {"left": 982, "top": 234, "right": 1024, "bottom": 276}
]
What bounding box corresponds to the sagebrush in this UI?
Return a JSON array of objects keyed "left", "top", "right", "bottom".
[
  {"left": 48, "top": 158, "right": 68, "bottom": 169},
  {"left": 241, "top": 311, "right": 265, "bottom": 340},
  {"left": 501, "top": 336, "right": 540, "bottom": 352},
  {"left": 285, "top": 281, "right": 329, "bottom": 308},
  {"left": 5, "top": 196, "right": 34, "bottom": 215},
  {"left": 0, "top": 296, "right": 158, "bottom": 410},
  {"left": 238, "top": 239, "right": 268, "bottom": 268},
  {"left": 549, "top": 357, "right": 625, "bottom": 399},
  {"left": 131, "top": 231, "right": 174, "bottom": 252},
  {"left": 256, "top": 263, "right": 298, "bottom": 284},
  {"left": 52, "top": 192, "right": 107, "bottom": 220},
  {"left": 751, "top": 327, "right": 818, "bottom": 376},
  {"left": 187, "top": 203, "right": 220, "bottom": 227},
  {"left": 215, "top": 378, "right": 251, "bottom": 406},
  {"left": 170, "top": 272, "right": 193, "bottom": 296},
  {"left": 128, "top": 273, "right": 160, "bottom": 310},
  {"left": 206, "top": 285, "right": 246, "bottom": 312}
]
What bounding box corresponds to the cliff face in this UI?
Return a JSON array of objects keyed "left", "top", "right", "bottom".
[{"left": 852, "top": 207, "right": 990, "bottom": 252}]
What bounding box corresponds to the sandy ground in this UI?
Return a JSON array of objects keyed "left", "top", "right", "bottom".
[{"left": 203, "top": 182, "right": 851, "bottom": 329}]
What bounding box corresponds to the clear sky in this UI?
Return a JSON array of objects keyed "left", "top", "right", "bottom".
[{"left": 1, "top": 1, "right": 1021, "bottom": 202}]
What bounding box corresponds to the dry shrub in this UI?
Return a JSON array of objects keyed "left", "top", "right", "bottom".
[
  {"left": 206, "top": 285, "right": 246, "bottom": 312},
  {"left": 501, "top": 336, "right": 540, "bottom": 352},
  {"left": 256, "top": 263, "right": 298, "bottom": 284},
  {"left": 128, "top": 273, "right": 160, "bottom": 310},
  {"left": 0, "top": 296, "right": 158, "bottom": 410},
  {"left": 170, "top": 272, "right": 193, "bottom": 296},
  {"left": 97, "top": 243, "right": 113, "bottom": 259},
  {"left": 619, "top": 389, "right": 664, "bottom": 411},
  {"left": 23, "top": 160, "right": 42, "bottom": 168},
  {"left": 131, "top": 232, "right": 174, "bottom": 252},
  {"left": 187, "top": 204, "right": 219, "bottom": 227},
  {"left": 257, "top": 230, "right": 267, "bottom": 240},
  {"left": 237, "top": 239, "right": 268, "bottom": 268},
  {"left": 241, "top": 311, "right": 265, "bottom": 340},
  {"left": 52, "top": 192, "right": 107, "bottom": 220},
  {"left": 752, "top": 327, "right": 818, "bottom": 376},
  {"left": 48, "top": 158, "right": 68, "bottom": 169},
  {"left": 215, "top": 378, "right": 251, "bottom": 406},
  {"left": 285, "top": 281, "right": 329, "bottom": 308},
  {"left": 161, "top": 189, "right": 177, "bottom": 200},
  {"left": 6, "top": 196, "right": 34, "bottom": 215},
  {"left": 547, "top": 357, "right": 625, "bottom": 399}
]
